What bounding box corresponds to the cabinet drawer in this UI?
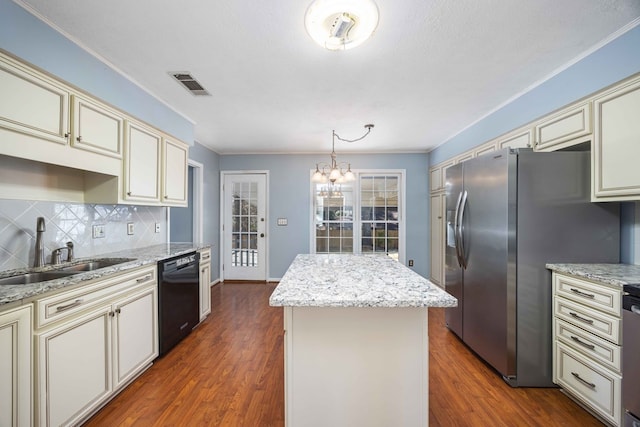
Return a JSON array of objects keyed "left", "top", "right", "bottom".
[
  {"left": 554, "top": 296, "right": 620, "bottom": 344},
  {"left": 554, "top": 273, "right": 621, "bottom": 316},
  {"left": 199, "top": 248, "right": 212, "bottom": 264},
  {"left": 555, "top": 318, "right": 621, "bottom": 372},
  {"left": 35, "top": 265, "right": 156, "bottom": 329},
  {"left": 555, "top": 342, "right": 621, "bottom": 426}
]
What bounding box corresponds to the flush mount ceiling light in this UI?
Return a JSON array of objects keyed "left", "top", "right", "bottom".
[
  {"left": 305, "top": 0, "right": 379, "bottom": 50},
  {"left": 312, "top": 124, "right": 375, "bottom": 184}
]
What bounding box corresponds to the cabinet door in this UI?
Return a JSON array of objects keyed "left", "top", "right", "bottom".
[
  {"left": 0, "top": 305, "right": 32, "bottom": 427},
  {"left": 497, "top": 128, "right": 533, "bottom": 150},
  {"left": 592, "top": 77, "right": 640, "bottom": 201},
  {"left": 113, "top": 287, "right": 158, "bottom": 389},
  {"left": 162, "top": 137, "right": 189, "bottom": 206},
  {"left": 124, "top": 121, "right": 161, "bottom": 203},
  {"left": 429, "top": 193, "right": 444, "bottom": 286},
  {"left": 71, "top": 94, "right": 123, "bottom": 158},
  {"left": 200, "top": 261, "right": 212, "bottom": 320},
  {"left": 474, "top": 143, "right": 497, "bottom": 157},
  {"left": 0, "top": 53, "right": 69, "bottom": 145},
  {"left": 534, "top": 103, "right": 591, "bottom": 151},
  {"left": 37, "top": 307, "right": 112, "bottom": 427}
]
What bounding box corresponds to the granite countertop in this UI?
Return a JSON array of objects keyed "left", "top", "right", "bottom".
[
  {"left": 269, "top": 253, "right": 457, "bottom": 308},
  {"left": 0, "top": 243, "right": 210, "bottom": 307},
  {"left": 546, "top": 263, "right": 640, "bottom": 287}
]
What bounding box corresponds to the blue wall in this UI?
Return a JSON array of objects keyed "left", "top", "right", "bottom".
[
  {"left": 220, "top": 153, "right": 429, "bottom": 279},
  {"left": 189, "top": 142, "right": 221, "bottom": 280},
  {"left": 0, "top": 0, "right": 194, "bottom": 144}
]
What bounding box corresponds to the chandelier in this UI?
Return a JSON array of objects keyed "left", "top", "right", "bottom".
[{"left": 311, "top": 124, "right": 374, "bottom": 184}]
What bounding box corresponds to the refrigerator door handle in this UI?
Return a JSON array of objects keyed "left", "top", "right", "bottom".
[
  {"left": 458, "top": 190, "right": 469, "bottom": 268},
  {"left": 453, "top": 191, "right": 464, "bottom": 267}
]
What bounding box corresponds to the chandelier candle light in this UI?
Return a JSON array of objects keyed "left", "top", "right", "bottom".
[{"left": 312, "top": 124, "right": 374, "bottom": 184}]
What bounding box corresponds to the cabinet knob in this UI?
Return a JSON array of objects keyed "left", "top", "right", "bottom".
[
  {"left": 64, "top": 132, "right": 70, "bottom": 139},
  {"left": 115, "top": 308, "right": 121, "bottom": 314},
  {"left": 76, "top": 135, "right": 82, "bottom": 142},
  {"left": 127, "top": 192, "right": 132, "bottom": 196}
]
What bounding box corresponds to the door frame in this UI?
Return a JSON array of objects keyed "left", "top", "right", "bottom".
[
  {"left": 166, "top": 159, "right": 204, "bottom": 244},
  {"left": 219, "top": 170, "right": 270, "bottom": 282}
]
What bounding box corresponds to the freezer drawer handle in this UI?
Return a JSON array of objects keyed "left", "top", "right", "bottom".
[
  {"left": 571, "top": 372, "right": 596, "bottom": 389},
  {"left": 569, "top": 312, "right": 594, "bottom": 325},
  {"left": 570, "top": 288, "right": 595, "bottom": 299},
  {"left": 570, "top": 335, "right": 595, "bottom": 350}
]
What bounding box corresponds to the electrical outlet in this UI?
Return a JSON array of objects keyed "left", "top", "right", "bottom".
[
  {"left": 277, "top": 218, "right": 288, "bottom": 226},
  {"left": 408, "top": 259, "right": 414, "bottom": 267},
  {"left": 92, "top": 224, "right": 105, "bottom": 239},
  {"left": 155, "top": 223, "right": 161, "bottom": 233},
  {"left": 127, "top": 223, "right": 134, "bottom": 235}
]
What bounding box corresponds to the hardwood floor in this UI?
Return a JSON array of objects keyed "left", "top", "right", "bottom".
[{"left": 83, "top": 282, "right": 603, "bottom": 426}]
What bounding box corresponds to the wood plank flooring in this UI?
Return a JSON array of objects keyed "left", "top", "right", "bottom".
[{"left": 83, "top": 282, "right": 603, "bottom": 426}]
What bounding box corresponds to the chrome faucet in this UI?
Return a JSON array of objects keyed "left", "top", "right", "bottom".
[{"left": 34, "top": 217, "right": 46, "bottom": 267}]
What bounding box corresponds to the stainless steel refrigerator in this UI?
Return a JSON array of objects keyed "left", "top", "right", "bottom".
[{"left": 444, "top": 148, "right": 619, "bottom": 387}]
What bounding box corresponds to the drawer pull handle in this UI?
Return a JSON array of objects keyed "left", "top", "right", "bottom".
[
  {"left": 571, "top": 372, "right": 596, "bottom": 389},
  {"left": 136, "top": 275, "right": 152, "bottom": 283},
  {"left": 569, "top": 312, "right": 594, "bottom": 324},
  {"left": 570, "top": 288, "right": 595, "bottom": 299},
  {"left": 570, "top": 335, "right": 595, "bottom": 350},
  {"left": 202, "top": 255, "right": 210, "bottom": 260},
  {"left": 56, "top": 299, "right": 83, "bottom": 312}
]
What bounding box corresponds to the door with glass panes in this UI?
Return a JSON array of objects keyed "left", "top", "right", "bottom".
[{"left": 223, "top": 173, "right": 267, "bottom": 280}]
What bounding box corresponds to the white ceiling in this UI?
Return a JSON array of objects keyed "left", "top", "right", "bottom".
[{"left": 15, "top": 0, "right": 640, "bottom": 154}]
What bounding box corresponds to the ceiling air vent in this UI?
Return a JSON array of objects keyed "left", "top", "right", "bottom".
[{"left": 170, "top": 72, "right": 211, "bottom": 96}]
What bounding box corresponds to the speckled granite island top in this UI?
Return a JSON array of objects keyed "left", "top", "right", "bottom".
[
  {"left": 546, "top": 263, "right": 640, "bottom": 287},
  {"left": 269, "top": 253, "right": 457, "bottom": 308},
  {"left": 0, "top": 243, "right": 210, "bottom": 307}
]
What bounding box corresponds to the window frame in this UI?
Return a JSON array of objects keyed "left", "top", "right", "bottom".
[{"left": 309, "top": 169, "right": 406, "bottom": 263}]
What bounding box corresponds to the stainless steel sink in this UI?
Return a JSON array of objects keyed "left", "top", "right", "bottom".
[
  {"left": 0, "top": 271, "right": 78, "bottom": 286},
  {"left": 60, "top": 258, "right": 135, "bottom": 272}
]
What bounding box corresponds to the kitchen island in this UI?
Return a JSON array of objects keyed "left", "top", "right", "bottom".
[{"left": 269, "top": 254, "right": 457, "bottom": 427}]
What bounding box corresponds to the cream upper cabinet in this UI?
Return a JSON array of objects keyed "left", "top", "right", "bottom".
[
  {"left": 162, "top": 137, "right": 189, "bottom": 206},
  {"left": 592, "top": 75, "right": 640, "bottom": 201},
  {"left": 429, "top": 193, "right": 445, "bottom": 287},
  {"left": 474, "top": 142, "right": 497, "bottom": 157},
  {"left": 0, "top": 52, "right": 69, "bottom": 146},
  {"left": 497, "top": 128, "right": 533, "bottom": 150},
  {"left": 71, "top": 94, "right": 123, "bottom": 159},
  {"left": 534, "top": 102, "right": 592, "bottom": 151},
  {"left": 0, "top": 305, "right": 32, "bottom": 427},
  {"left": 430, "top": 160, "right": 454, "bottom": 193},
  {"left": 124, "top": 121, "right": 161, "bottom": 203}
]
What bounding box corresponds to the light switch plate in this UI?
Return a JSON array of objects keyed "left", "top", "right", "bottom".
[
  {"left": 92, "top": 224, "right": 105, "bottom": 239},
  {"left": 127, "top": 223, "right": 134, "bottom": 235},
  {"left": 155, "top": 223, "right": 161, "bottom": 233}
]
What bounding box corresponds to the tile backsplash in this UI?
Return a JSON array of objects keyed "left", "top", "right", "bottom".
[{"left": 0, "top": 200, "right": 167, "bottom": 271}]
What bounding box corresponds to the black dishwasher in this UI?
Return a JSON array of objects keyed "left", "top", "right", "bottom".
[
  {"left": 623, "top": 284, "right": 640, "bottom": 427},
  {"left": 158, "top": 252, "right": 200, "bottom": 356}
]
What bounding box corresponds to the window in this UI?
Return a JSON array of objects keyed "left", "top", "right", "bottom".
[{"left": 312, "top": 171, "right": 404, "bottom": 261}]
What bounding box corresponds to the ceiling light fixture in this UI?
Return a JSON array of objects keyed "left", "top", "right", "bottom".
[
  {"left": 312, "top": 124, "right": 374, "bottom": 184},
  {"left": 305, "top": 0, "right": 379, "bottom": 50}
]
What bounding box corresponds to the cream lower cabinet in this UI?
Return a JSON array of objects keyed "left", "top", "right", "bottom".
[
  {"left": 0, "top": 305, "right": 32, "bottom": 427},
  {"left": 552, "top": 272, "right": 622, "bottom": 426},
  {"left": 429, "top": 193, "right": 445, "bottom": 286},
  {"left": 35, "top": 265, "right": 158, "bottom": 426},
  {"left": 199, "top": 248, "right": 212, "bottom": 321},
  {"left": 592, "top": 75, "right": 640, "bottom": 201}
]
